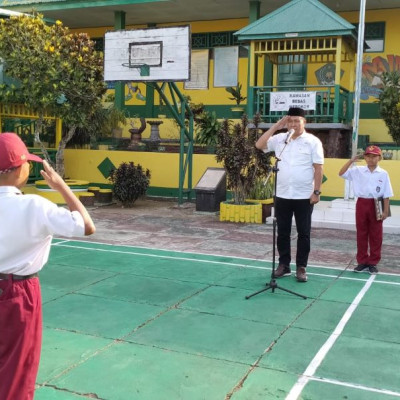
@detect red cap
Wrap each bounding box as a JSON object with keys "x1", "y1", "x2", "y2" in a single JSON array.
[
  {"x1": 364, "y1": 145, "x2": 382, "y2": 156},
  {"x1": 0, "y1": 132, "x2": 43, "y2": 173}
]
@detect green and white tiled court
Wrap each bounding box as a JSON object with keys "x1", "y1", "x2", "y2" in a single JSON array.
[{"x1": 35, "y1": 239, "x2": 400, "y2": 400}]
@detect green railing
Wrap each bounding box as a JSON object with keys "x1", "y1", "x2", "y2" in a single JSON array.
[{"x1": 251, "y1": 85, "x2": 353, "y2": 124}]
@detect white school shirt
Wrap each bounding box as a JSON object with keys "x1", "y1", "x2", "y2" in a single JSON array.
[
  {"x1": 0, "y1": 186, "x2": 85, "y2": 275},
  {"x1": 265, "y1": 131, "x2": 324, "y2": 199},
  {"x1": 341, "y1": 165, "x2": 394, "y2": 199}
]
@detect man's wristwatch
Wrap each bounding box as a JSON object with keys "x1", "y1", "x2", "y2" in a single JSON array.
[{"x1": 313, "y1": 190, "x2": 321, "y2": 196}]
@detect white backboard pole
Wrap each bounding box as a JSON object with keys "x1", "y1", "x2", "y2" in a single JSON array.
[{"x1": 345, "y1": 0, "x2": 366, "y2": 199}]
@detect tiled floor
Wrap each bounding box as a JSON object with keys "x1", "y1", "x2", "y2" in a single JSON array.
[{"x1": 32, "y1": 199, "x2": 400, "y2": 399}]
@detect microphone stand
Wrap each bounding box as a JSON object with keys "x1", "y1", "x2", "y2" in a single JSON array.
[{"x1": 246, "y1": 145, "x2": 307, "y2": 300}]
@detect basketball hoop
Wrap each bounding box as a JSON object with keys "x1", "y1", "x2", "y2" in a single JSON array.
[
  {"x1": 121, "y1": 63, "x2": 150, "y2": 77},
  {"x1": 104, "y1": 26, "x2": 190, "y2": 82}
]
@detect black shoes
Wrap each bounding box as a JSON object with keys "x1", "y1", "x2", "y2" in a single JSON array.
[
  {"x1": 354, "y1": 264, "x2": 369, "y2": 273},
  {"x1": 354, "y1": 264, "x2": 379, "y2": 274},
  {"x1": 368, "y1": 265, "x2": 378, "y2": 275}
]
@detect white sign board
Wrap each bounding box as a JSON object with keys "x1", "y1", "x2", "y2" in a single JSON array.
[
  {"x1": 195, "y1": 168, "x2": 226, "y2": 190},
  {"x1": 184, "y1": 49, "x2": 209, "y2": 90},
  {"x1": 104, "y1": 26, "x2": 190, "y2": 82},
  {"x1": 270, "y1": 91, "x2": 316, "y2": 112},
  {"x1": 214, "y1": 46, "x2": 238, "y2": 87}
]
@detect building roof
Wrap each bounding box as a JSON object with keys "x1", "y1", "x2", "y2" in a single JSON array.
[
  {"x1": 236, "y1": 0, "x2": 357, "y2": 41},
  {"x1": 0, "y1": 0, "x2": 399, "y2": 29}
]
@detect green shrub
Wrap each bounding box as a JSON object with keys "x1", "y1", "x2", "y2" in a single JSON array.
[
  {"x1": 195, "y1": 111, "x2": 222, "y2": 147},
  {"x1": 109, "y1": 162, "x2": 151, "y2": 207},
  {"x1": 215, "y1": 114, "x2": 272, "y2": 204}
]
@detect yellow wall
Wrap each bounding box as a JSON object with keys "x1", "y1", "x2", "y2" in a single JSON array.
[
  {"x1": 64, "y1": 149, "x2": 220, "y2": 188},
  {"x1": 64, "y1": 150, "x2": 399, "y2": 201},
  {"x1": 359, "y1": 119, "x2": 393, "y2": 143},
  {"x1": 77, "y1": 9, "x2": 400, "y2": 144},
  {"x1": 339, "y1": 9, "x2": 400, "y2": 142}
]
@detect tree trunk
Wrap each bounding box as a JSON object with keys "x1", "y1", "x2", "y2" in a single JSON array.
[
  {"x1": 34, "y1": 115, "x2": 53, "y2": 165},
  {"x1": 56, "y1": 126, "x2": 76, "y2": 177}
]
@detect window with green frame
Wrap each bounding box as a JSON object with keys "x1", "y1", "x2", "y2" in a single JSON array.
[
  {"x1": 92, "y1": 31, "x2": 248, "y2": 57},
  {"x1": 365, "y1": 22, "x2": 385, "y2": 52},
  {"x1": 353, "y1": 22, "x2": 385, "y2": 53},
  {"x1": 192, "y1": 31, "x2": 239, "y2": 49}
]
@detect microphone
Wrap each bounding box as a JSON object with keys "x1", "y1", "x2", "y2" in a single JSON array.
[{"x1": 285, "y1": 129, "x2": 295, "y2": 144}]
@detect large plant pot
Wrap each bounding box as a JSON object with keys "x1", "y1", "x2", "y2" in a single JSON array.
[
  {"x1": 220, "y1": 201, "x2": 262, "y2": 223},
  {"x1": 246, "y1": 198, "x2": 274, "y2": 222},
  {"x1": 231, "y1": 106, "x2": 245, "y2": 118}
]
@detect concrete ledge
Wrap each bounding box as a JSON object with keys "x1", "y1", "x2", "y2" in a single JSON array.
[{"x1": 267, "y1": 201, "x2": 400, "y2": 235}]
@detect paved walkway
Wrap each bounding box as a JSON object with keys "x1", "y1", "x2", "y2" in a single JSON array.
[{"x1": 86, "y1": 198, "x2": 400, "y2": 274}]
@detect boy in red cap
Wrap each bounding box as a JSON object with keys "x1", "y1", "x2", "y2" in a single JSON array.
[
  {"x1": 0, "y1": 132, "x2": 95, "y2": 400},
  {"x1": 339, "y1": 145, "x2": 393, "y2": 274}
]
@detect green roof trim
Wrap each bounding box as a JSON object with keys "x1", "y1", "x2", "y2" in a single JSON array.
[
  {"x1": 235, "y1": 0, "x2": 357, "y2": 41},
  {"x1": 0, "y1": 0, "x2": 165, "y2": 11}
]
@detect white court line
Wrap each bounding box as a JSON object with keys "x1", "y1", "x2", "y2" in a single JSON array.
[
  {"x1": 310, "y1": 376, "x2": 400, "y2": 397},
  {"x1": 52, "y1": 241, "x2": 400, "y2": 282},
  {"x1": 286, "y1": 275, "x2": 376, "y2": 400},
  {"x1": 52, "y1": 238, "x2": 354, "y2": 272},
  {"x1": 52, "y1": 243, "x2": 355, "y2": 274},
  {"x1": 53, "y1": 243, "x2": 256, "y2": 268}
]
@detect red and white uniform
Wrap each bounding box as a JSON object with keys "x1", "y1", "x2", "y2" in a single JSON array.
[
  {"x1": 341, "y1": 165, "x2": 393, "y2": 265},
  {"x1": 0, "y1": 186, "x2": 85, "y2": 400}
]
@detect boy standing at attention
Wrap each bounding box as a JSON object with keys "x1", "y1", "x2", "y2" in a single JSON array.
[
  {"x1": 0, "y1": 132, "x2": 96, "y2": 400},
  {"x1": 339, "y1": 145, "x2": 393, "y2": 274}
]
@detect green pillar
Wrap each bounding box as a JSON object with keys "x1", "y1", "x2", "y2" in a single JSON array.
[
  {"x1": 246, "y1": 1, "x2": 261, "y2": 118},
  {"x1": 249, "y1": 0, "x2": 260, "y2": 23},
  {"x1": 146, "y1": 23, "x2": 157, "y2": 117},
  {"x1": 114, "y1": 11, "x2": 126, "y2": 110}
]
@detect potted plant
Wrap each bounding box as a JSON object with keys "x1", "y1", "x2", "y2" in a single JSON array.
[
  {"x1": 247, "y1": 176, "x2": 275, "y2": 221},
  {"x1": 215, "y1": 113, "x2": 272, "y2": 223},
  {"x1": 195, "y1": 110, "x2": 222, "y2": 152},
  {"x1": 91, "y1": 105, "x2": 127, "y2": 147},
  {"x1": 109, "y1": 161, "x2": 151, "y2": 207},
  {"x1": 225, "y1": 83, "x2": 247, "y2": 113}
]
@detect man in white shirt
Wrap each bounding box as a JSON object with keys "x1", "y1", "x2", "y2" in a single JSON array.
[
  {"x1": 0, "y1": 132, "x2": 96, "y2": 400},
  {"x1": 256, "y1": 107, "x2": 324, "y2": 282}
]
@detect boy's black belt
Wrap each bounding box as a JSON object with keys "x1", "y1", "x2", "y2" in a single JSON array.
[{"x1": 0, "y1": 273, "x2": 39, "y2": 281}]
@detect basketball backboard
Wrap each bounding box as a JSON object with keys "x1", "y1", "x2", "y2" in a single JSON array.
[{"x1": 104, "y1": 26, "x2": 190, "y2": 82}]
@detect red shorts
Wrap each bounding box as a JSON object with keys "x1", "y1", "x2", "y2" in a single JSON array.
[{"x1": 0, "y1": 276, "x2": 42, "y2": 400}]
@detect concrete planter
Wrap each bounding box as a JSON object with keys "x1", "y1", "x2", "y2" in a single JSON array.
[
  {"x1": 220, "y1": 201, "x2": 262, "y2": 223},
  {"x1": 246, "y1": 198, "x2": 274, "y2": 222}
]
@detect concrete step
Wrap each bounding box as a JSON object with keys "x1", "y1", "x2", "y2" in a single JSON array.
[
  {"x1": 267, "y1": 199, "x2": 400, "y2": 234},
  {"x1": 312, "y1": 199, "x2": 400, "y2": 234}
]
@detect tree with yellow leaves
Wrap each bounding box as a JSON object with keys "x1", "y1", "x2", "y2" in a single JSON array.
[{"x1": 0, "y1": 14, "x2": 106, "y2": 176}]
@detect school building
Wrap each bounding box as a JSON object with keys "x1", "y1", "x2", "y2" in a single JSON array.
[{"x1": 0, "y1": 0, "x2": 399, "y2": 202}]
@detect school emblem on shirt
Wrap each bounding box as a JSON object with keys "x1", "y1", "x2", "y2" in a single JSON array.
[{"x1": 376, "y1": 186, "x2": 381, "y2": 193}]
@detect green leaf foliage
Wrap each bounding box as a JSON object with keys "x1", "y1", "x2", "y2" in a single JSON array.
[
  {"x1": 378, "y1": 71, "x2": 400, "y2": 145},
  {"x1": 195, "y1": 111, "x2": 222, "y2": 147},
  {"x1": 215, "y1": 114, "x2": 272, "y2": 205},
  {"x1": 109, "y1": 162, "x2": 151, "y2": 207},
  {"x1": 0, "y1": 14, "x2": 107, "y2": 173},
  {"x1": 225, "y1": 83, "x2": 246, "y2": 106}
]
